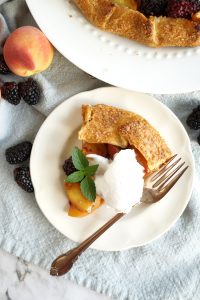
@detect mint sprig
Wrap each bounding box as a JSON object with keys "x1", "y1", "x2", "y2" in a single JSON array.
[
  {"x1": 65, "y1": 147, "x2": 99, "y2": 202},
  {"x1": 84, "y1": 164, "x2": 99, "y2": 177},
  {"x1": 72, "y1": 146, "x2": 89, "y2": 170},
  {"x1": 80, "y1": 176, "x2": 96, "y2": 202},
  {"x1": 66, "y1": 170, "x2": 84, "y2": 183}
]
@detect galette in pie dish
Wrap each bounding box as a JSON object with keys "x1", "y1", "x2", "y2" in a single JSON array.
[
  {"x1": 63, "y1": 104, "x2": 173, "y2": 217},
  {"x1": 73, "y1": 0, "x2": 200, "y2": 47}
]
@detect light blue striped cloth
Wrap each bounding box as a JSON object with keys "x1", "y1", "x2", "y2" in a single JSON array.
[{"x1": 0, "y1": 1, "x2": 200, "y2": 299}]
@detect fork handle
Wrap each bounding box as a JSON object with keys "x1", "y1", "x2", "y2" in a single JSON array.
[{"x1": 50, "y1": 212, "x2": 125, "y2": 276}]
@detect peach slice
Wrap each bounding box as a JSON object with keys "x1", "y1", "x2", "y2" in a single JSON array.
[
  {"x1": 68, "y1": 205, "x2": 89, "y2": 217},
  {"x1": 68, "y1": 197, "x2": 104, "y2": 217},
  {"x1": 3, "y1": 26, "x2": 54, "y2": 77},
  {"x1": 65, "y1": 182, "x2": 104, "y2": 213},
  {"x1": 65, "y1": 182, "x2": 94, "y2": 212},
  {"x1": 82, "y1": 142, "x2": 108, "y2": 157},
  {"x1": 107, "y1": 144, "x2": 121, "y2": 159}
]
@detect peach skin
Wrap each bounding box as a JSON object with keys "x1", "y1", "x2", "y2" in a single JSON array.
[{"x1": 3, "y1": 26, "x2": 54, "y2": 77}]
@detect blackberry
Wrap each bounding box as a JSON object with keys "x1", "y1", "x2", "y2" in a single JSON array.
[
  {"x1": 186, "y1": 105, "x2": 200, "y2": 130},
  {"x1": 139, "y1": 0, "x2": 167, "y2": 16},
  {"x1": 0, "y1": 54, "x2": 11, "y2": 75},
  {"x1": 197, "y1": 134, "x2": 200, "y2": 145},
  {"x1": 193, "y1": 105, "x2": 200, "y2": 113},
  {"x1": 19, "y1": 78, "x2": 41, "y2": 105},
  {"x1": 5, "y1": 141, "x2": 32, "y2": 164},
  {"x1": 186, "y1": 118, "x2": 200, "y2": 130},
  {"x1": 1, "y1": 82, "x2": 21, "y2": 105},
  {"x1": 14, "y1": 166, "x2": 34, "y2": 193},
  {"x1": 63, "y1": 156, "x2": 77, "y2": 175},
  {"x1": 167, "y1": 0, "x2": 200, "y2": 19}
]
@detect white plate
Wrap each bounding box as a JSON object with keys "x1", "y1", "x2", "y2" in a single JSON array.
[
  {"x1": 30, "y1": 87, "x2": 194, "y2": 251},
  {"x1": 26, "y1": 0, "x2": 200, "y2": 94}
]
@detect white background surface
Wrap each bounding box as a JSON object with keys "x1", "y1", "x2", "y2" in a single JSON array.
[{"x1": 0, "y1": 250, "x2": 110, "y2": 300}]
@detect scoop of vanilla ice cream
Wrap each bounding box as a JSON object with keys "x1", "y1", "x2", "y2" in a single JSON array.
[
  {"x1": 87, "y1": 154, "x2": 109, "y2": 175},
  {"x1": 87, "y1": 149, "x2": 144, "y2": 213}
]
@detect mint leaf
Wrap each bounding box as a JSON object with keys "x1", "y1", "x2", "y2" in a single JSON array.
[
  {"x1": 65, "y1": 170, "x2": 84, "y2": 183},
  {"x1": 84, "y1": 164, "x2": 99, "y2": 177},
  {"x1": 80, "y1": 176, "x2": 96, "y2": 202},
  {"x1": 72, "y1": 147, "x2": 89, "y2": 170}
]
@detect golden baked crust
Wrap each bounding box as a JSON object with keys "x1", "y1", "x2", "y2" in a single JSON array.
[
  {"x1": 73, "y1": 0, "x2": 200, "y2": 47},
  {"x1": 78, "y1": 104, "x2": 173, "y2": 171}
]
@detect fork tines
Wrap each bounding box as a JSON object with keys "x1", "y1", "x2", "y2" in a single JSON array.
[{"x1": 151, "y1": 155, "x2": 189, "y2": 192}]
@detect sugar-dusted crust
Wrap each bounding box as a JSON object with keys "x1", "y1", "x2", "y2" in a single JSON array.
[
  {"x1": 78, "y1": 104, "x2": 173, "y2": 171},
  {"x1": 73, "y1": 0, "x2": 200, "y2": 47}
]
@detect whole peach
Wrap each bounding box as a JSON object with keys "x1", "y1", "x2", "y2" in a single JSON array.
[{"x1": 3, "y1": 26, "x2": 54, "y2": 77}]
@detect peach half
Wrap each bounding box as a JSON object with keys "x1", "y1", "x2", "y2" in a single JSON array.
[{"x1": 3, "y1": 26, "x2": 54, "y2": 77}]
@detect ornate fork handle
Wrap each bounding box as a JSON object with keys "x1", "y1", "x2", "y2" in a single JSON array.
[{"x1": 50, "y1": 212, "x2": 125, "y2": 276}]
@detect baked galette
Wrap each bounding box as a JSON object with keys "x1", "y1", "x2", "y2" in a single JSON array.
[
  {"x1": 64, "y1": 104, "x2": 173, "y2": 217},
  {"x1": 73, "y1": 0, "x2": 200, "y2": 47}
]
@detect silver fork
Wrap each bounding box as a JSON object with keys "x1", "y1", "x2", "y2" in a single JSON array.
[{"x1": 50, "y1": 154, "x2": 188, "y2": 276}]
